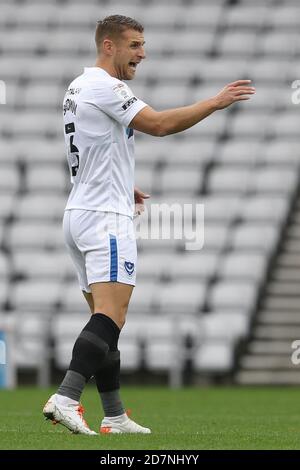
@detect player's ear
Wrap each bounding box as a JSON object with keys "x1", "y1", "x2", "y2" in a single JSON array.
[{"x1": 103, "y1": 38, "x2": 115, "y2": 56}]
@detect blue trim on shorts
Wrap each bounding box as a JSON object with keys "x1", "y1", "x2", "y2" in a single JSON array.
[{"x1": 109, "y1": 234, "x2": 118, "y2": 281}]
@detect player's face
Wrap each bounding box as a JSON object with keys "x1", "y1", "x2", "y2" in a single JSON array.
[{"x1": 114, "y1": 29, "x2": 146, "y2": 80}]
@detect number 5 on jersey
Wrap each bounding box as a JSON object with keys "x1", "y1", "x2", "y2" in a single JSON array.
[{"x1": 65, "y1": 122, "x2": 80, "y2": 178}]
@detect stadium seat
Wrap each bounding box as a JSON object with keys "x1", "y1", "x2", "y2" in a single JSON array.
[
  {"x1": 207, "y1": 167, "x2": 255, "y2": 194},
  {"x1": 207, "y1": 280, "x2": 258, "y2": 314},
  {"x1": 145, "y1": 339, "x2": 180, "y2": 372},
  {"x1": 139, "y1": 5, "x2": 184, "y2": 28},
  {"x1": 259, "y1": 32, "x2": 298, "y2": 56},
  {"x1": 229, "y1": 112, "x2": 272, "y2": 138},
  {"x1": 149, "y1": 84, "x2": 190, "y2": 110},
  {"x1": 14, "y1": 4, "x2": 59, "y2": 27},
  {"x1": 0, "y1": 194, "x2": 15, "y2": 220},
  {"x1": 217, "y1": 31, "x2": 258, "y2": 57},
  {"x1": 53, "y1": 313, "x2": 87, "y2": 369},
  {"x1": 229, "y1": 223, "x2": 280, "y2": 254},
  {"x1": 262, "y1": 140, "x2": 300, "y2": 166},
  {"x1": 9, "y1": 311, "x2": 51, "y2": 386},
  {"x1": 60, "y1": 283, "x2": 91, "y2": 313},
  {"x1": 182, "y1": 112, "x2": 227, "y2": 138},
  {"x1": 23, "y1": 57, "x2": 85, "y2": 82},
  {"x1": 0, "y1": 164, "x2": 21, "y2": 194},
  {"x1": 15, "y1": 139, "x2": 66, "y2": 164},
  {"x1": 137, "y1": 58, "x2": 200, "y2": 84},
  {"x1": 245, "y1": 86, "x2": 291, "y2": 111},
  {"x1": 46, "y1": 31, "x2": 95, "y2": 55},
  {"x1": 142, "y1": 315, "x2": 193, "y2": 375},
  {"x1": 1, "y1": 112, "x2": 63, "y2": 139},
  {"x1": 117, "y1": 339, "x2": 142, "y2": 371},
  {"x1": 224, "y1": 5, "x2": 268, "y2": 28},
  {"x1": 25, "y1": 164, "x2": 67, "y2": 193},
  {"x1": 216, "y1": 140, "x2": 263, "y2": 165},
  {"x1": 159, "y1": 166, "x2": 204, "y2": 195},
  {"x1": 194, "y1": 340, "x2": 234, "y2": 372},
  {"x1": 20, "y1": 84, "x2": 64, "y2": 110},
  {"x1": 181, "y1": 4, "x2": 224, "y2": 29},
  {"x1": 158, "y1": 280, "x2": 207, "y2": 314},
  {"x1": 162, "y1": 139, "x2": 216, "y2": 166},
  {"x1": 248, "y1": 58, "x2": 290, "y2": 84},
  {"x1": 0, "y1": 141, "x2": 19, "y2": 163},
  {"x1": 11, "y1": 250, "x2": 72, "y2": 281},
  {"x1": 14, "y1": 194, "x2": 67, "y2": 221},
  {"x1": 0, "y1": 30, "x2": 49, "y2": 55},
  {"x1": 0, "y1": 252, "x2": 9, "y2": 280},
  {"x1": 268, "y1": 5, "x2": 300, "y2": 29},
  {"x1": 135, "y1": 165, "x2": 156, "y2": 195},
  {"x1": 127, "y1": 281, "x2": 158, "y2": 313},
  {"x1": 253, "y1": 168, "x2": 299, "y2": 195},
  {"x1": 0, "y1": 281, "x2": 8, "y2": 309},
  {"x1": 137, "y1": 252, "x2": 173, "y2": 281},
  {"x1": 166, "y1": 252, "x2": 219, "y2": 281},
  {"x1": 198, "y1": 59, "x2": 248, "y2": 84},
  {"x1": 201, "y1": 196, "x2": 242, "y2": 223},
  {"x1": 7, "y1": 222, "x2": 65, "y2": 250},
  {"x1": 272, "y1": 112, "x2": 300, "y2": 138},
  {"x1": 241, "y1": 196, "x2": 290, "y2": 224},
  {"x1": 201, "y1": 312, "x2": 250, "y2": 341},
  {"x1": 218, "y1": 252, "x2": 268, "y2": 283},
  {"x1": 10, "y1": 312, "x2": 50, "y2": 366},
  {"x1": 136, "y1": 137, "x2": 216, "y2": 166},
  {"x1": 10, "y1": 280, "x2": 61, "y2": 312}
]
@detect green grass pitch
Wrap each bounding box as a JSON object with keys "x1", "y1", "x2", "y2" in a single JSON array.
[{"x1": 0, "y1": 386, "x2": 300, "y2": 450}]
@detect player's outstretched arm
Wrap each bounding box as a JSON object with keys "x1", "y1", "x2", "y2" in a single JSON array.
[{"x1": 130, "y1": 80, "x2": 255, "y2": 137}]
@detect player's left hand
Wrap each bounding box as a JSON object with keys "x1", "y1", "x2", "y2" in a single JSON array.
[{"x1": 134, "y1": 187, "x2": 150, "y2": 216}]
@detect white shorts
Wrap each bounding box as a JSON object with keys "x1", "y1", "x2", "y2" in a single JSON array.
[{"x1": 63, "y1": 209, "x2": 137, "y2": 292}]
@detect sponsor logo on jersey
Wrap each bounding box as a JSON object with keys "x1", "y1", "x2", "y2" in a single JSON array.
[
  {"x1": 122, "y1": 96, "x2": 137, "y2": 110},
  {"x1": 124, "y1": 261, "x2": 135, "y2": 276}
]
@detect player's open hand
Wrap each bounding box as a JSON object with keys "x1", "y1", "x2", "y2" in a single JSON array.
[
  {"x1": 134, "y1": 187, "x2": 150, "y2": 216},
  {"x1": 213, "y1": 80, "x2": 255, "y2": 110}
]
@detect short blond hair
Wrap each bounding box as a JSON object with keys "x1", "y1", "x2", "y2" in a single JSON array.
[{"x1": 95, "y1": 15, "x2": 144, "y2": 52}]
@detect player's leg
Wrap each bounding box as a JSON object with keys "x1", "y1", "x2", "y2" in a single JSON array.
[
  {"x1": 90, "y1": 281, "x2": 133, "y2": 328},
  {"x1": 88, "y1": 282, "x2": 131, "y2": 423},
  {"x1": 82, "y1": 287, "x2": 125, "y2": 422},
  {"x1": 91, "y1": 282, "x2": 150, "y2": 433},
  {"x1": 86, "y1": 214, "x2": 150, "y2": 434},
  {"x1": 83, "y1": 290, "x2": 94, "y2": 314},
  {"x1": 43, "y1": 210, "x2": 99, "y2": 434}
]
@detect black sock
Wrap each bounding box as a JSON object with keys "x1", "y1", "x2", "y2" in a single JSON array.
[
  {"x1": 94, "y1": 319, "x2": 125, "y2": 416},
  {"x1": 69, "y1": 313, "x2": 120, "y2": 380}
]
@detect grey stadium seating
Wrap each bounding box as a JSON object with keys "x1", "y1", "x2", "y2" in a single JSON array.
[{"x1": 0, "y1": 0, "x2": 299, "y2": 386}]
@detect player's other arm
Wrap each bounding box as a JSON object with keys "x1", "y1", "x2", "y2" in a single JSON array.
[{"x1": 130, "y1": 80, "x2": 255, "y2": 137}]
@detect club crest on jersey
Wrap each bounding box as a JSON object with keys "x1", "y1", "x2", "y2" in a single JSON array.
[{"x1": 124, "y1": 261, "x2": 135, "y2": 276}]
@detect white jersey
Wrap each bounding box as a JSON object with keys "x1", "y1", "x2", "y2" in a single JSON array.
[{"x1": 63, "y1": 67, "x2": 147, "y2": 217}]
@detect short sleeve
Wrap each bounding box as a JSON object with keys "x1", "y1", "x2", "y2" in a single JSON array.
[{"x1": 91, "y1": 79, "x2": 147, "y2": 127}]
